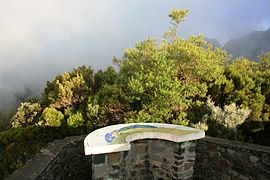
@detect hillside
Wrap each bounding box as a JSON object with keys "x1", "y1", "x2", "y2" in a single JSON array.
[{"x1": 224, "y1": 28, "x2": 270, "y2": 60}]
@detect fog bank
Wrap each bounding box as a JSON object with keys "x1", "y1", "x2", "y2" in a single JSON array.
[{"x1": 0, "y1": 0, "x2": 269, "y2": 111}]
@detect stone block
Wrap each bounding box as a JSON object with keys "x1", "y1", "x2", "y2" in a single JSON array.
[
  {"x1": 174, "y1": 172, "x2": 186, "y2": 179},
  {"x1": 107, "y1": 152, "x2": 121, "y2": 165},
  {"x1": 172, "y1": 164, "x2": 181, "y2": 172},
  {"x1": 249, "y1": 155, "x2": 259, "y2": 163},
  {"x1": 121, "y1": 151, "x2": 129, "y2": 160},
  {"x1": 185, "y1": 169, "x2": 194, "y2": 179},
  {"x1": 94, "y1": 177, "x2": 104, "y2": 180},
  {"x1": 135, "y1": 144, "x2": 148, "y2": 154},
  {"x1": 93, "y1": 164, "x2": 107, "y2": 178},
  {"x1": 187, "y1": 155, "x2": 196, "y2": 161},
  {"x1": 174, "y1": 153, "x2": 184, "y2": 160},
  {"x1": 152, "y1": 161, "x2": 162, "y2": 168},
  {"x1": 111, "y1": 165, "x2": 120, "y2": 170},
  {"x1": 227, "y1": 149, "x2": 235, "y2": 155},
  {"x1": 161, "y1": 161, "x2": 171, "y2": 170},
  {"x1": 151, "y1": 154, "x2": 162, "y2": 161},
  {"x1": 209, "y1": 152, "x2": 221, "y2": 157},
  {"x1": 221, "y1": 175, "x2": 231, "y2": 180},
  {"x1": 109, "y1": 172, "x2": 120, "y2": 179},
  {"x1": 149, "y1": 141, "x2": 165, "y2": 153},
  {"x1": 157, "y1": 177, "x2": 166, "y2": 180},
  {"x1": 181, "y1": 141, "x2": 195, "y2": 149},
  {"x1": 185, "y1": 162, "x2": 195, "y2": 171},
  {"x1": 139, "y1": 154, "x2": 148, "y2": 160},
  {"x1": 93, "y1": 154, "x2": 105, "y2": 165},
  {"x1": 174, "y1": 159, "x2": 184, "y2": 166},
  {"x1": 188, "y1": 144, "x2": 197, "y2": 152},
  {"x1": 144, "y1": 160, "x2": 151, "y2": 168},
  {"x1": 238, "y1": 175, "x2": 249, "y2": 180}
]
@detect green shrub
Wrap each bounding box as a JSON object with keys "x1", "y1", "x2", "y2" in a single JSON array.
[
  {"x1": 0, "y1": 125, "x2": 93, "y2": 179},
  {"x1": 202, "y1": 99, "x2": 250, "y2": 140},
  {"x1": 39, "y1": 107, "x2": 64, "y2": 127},
  {"x1": 10, "y1": 101, "x2": 41, "y2": 128},
  {"x1": 42, "y1": 66, "x2": 95, "y2": 108},
  {"x1": 0, "y1": 127, "x2": 43, "y2": 179},
  {"x1": 66, "y1": 111, "x2": 84, "y2": 128}
]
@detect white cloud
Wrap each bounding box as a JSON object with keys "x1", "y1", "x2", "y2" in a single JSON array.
[{"x1": 0, "y1": 0, "x2": 269, "y2": 110}]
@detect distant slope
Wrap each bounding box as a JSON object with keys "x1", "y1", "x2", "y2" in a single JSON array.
[
  {"x1": 205, "y1": 38, "x2": 221, "y2": 48},
  {"x1": 224, "y1": 28, "x2": 270, "y2": 60}
]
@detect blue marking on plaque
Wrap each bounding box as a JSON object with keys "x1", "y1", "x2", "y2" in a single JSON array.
[{"x1": 104, "y1": 124, "x2": 157, "y2": 144}]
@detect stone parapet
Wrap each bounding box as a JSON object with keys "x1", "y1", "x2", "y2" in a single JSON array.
[
  {"x1": 6, "y1": 134, "x2": 270, "y2": 180},
  {"x1": 194, "y1": 136, "x2": 270, "y2": 180},
  {"x1": 5, "y1": 135, "x2": 91, "y2": 180}
]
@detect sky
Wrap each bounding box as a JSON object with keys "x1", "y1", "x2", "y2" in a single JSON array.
[{"x1": 0, "y1": 0, "x2": 270, "y2": 110}]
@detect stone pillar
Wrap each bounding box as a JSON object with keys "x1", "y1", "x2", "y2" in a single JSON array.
[
  {"x1": 92, "y1": 151, "x2": 128, "y2": 180},
  {"x1": 92, "y1": 154, "x2": 106, "y2": 180},
  {"x1": 91, "y1": 139, "x2": 197, "y2": 180},
  {"x1": 124, "y1": 139, "x2": 154, "y2": 180},
  {"x1": 172, "y1": 141, "x2": 197, "y2": 179}
]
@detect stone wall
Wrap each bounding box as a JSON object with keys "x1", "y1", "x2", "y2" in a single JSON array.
[
  {"x1": 6, "y1": 135, "x2": 92, "y2": 180},
  {"x1": 194, "y1": 136, "x2": 270, "y2": 180},
  {"x1": 92, "y1": 139, "x2": 197, "y2": 180},
  {"x1": 6, "y1": 135, "x2": 270, "y2": 180}
]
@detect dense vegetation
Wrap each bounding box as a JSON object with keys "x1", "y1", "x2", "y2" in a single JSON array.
[{"x1": 0, "y1": 9, "x2": 270, "y2": 179}]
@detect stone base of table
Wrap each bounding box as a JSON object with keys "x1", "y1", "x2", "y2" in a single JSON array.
[{"x1": 92, "y1": 139, "x2": 197, "y2": 180}]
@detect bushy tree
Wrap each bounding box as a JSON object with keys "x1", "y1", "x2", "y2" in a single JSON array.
[
  {"x1": 118, "y1": 40, "x2": 189, "y2": 125},
  {"x1": 211, "y1": 56, "x2": 270, "y2": 123},
  {"x1": 86, "y1": 83, "x2": 127, "y2": 127},
  {"x1": 114, "y1": 9, "x2": 228, "y2": 125},
  {"x1": 257, "y1": 53, "x2": 270, "y2": 122},
  {"x1": 39, "y1": 107, "x2": 64, "y2": 127},
  {"x1": 10, "y1": 101, "x2": 41, "y2": 128},
  {"x1": 42, "y1": 66, "x2": 94, "y2": 109}
]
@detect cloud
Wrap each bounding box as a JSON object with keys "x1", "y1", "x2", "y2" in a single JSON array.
[{"x1": 0, "y1": 0, "x2": 269, "y2": 111}]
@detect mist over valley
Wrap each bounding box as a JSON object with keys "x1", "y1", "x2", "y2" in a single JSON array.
[{"x1": 0, "y1": 0, "x2": 270, "y2": 127}]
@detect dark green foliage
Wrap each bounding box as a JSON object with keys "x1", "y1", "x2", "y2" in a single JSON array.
[
  {"x1": 207, "y1": 53, "x2": 270, "y2": 141},
  {"x1": 210, "y1": 55, "x2": 270, "y2": 123},
  {"x1": 0, "y1": 110, "x2": 15, "y2": 131},
  {"x1": 0, "y1": 125, "x2": 93, "y2": 179},
  {"x1": 94, "y1": 66, "x2": 118, "y2": 90},
  {"x1": 258, "y1": 53, "x2": 270, "y2": 122}
]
